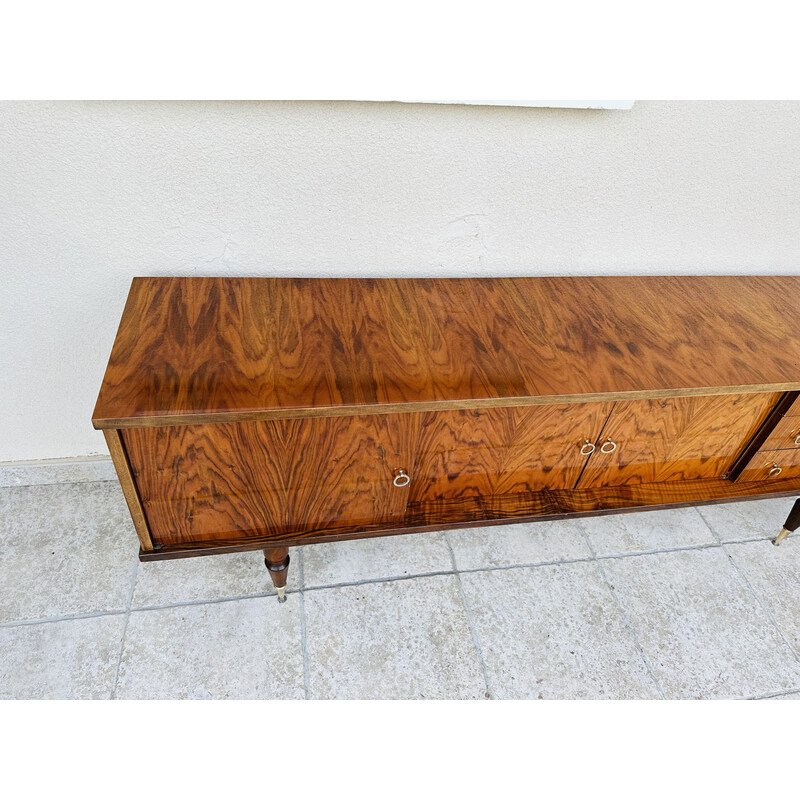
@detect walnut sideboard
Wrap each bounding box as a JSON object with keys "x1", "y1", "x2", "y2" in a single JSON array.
[{"x1": 93, "y1": 276, "x2": 800, "y2": 601}]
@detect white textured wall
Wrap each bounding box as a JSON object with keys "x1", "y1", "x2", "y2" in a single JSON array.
[{"x1": 2, "y1": 100, "x2": 800, "y2": 462}]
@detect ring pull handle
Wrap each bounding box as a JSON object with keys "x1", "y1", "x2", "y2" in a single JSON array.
[
  {"x1": 768, "y1": 463, "x2": 783, "y2": 478},
  {"x1": 392, "y1": 468, "x2": 411, "y2": 488},
  {"x1": 794, "y1": 433, "x2": 800, "y2": 447},
  {"x1": 600, "y1": 438, "x2": 618, "y2": 454},
  {"x1": 579, "y1": 439, "x2": 596, "y2": 456}
]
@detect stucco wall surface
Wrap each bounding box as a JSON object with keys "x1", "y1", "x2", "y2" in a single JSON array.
[{"x1": 1, "y1": 100, "x2": 799, "y2": 461}]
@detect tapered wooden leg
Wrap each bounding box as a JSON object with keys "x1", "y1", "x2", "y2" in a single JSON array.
[
  {"x1": 773, "y1": 499, "x2": 800, "y2": 546},
  {"x1": 264, "y1": 547, "x2": 290, "y2": 602}
]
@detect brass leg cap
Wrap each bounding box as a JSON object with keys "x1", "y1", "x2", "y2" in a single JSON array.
[
  {"x1": 773, "y1": 528, "x2": 791, "y2": 546},
  {"x1": 277, "y1": 587, "x2": 287, "y2": 603}
]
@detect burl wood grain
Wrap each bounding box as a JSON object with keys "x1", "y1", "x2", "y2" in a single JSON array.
[
  {"x1": 736, "y1": 448, "x2": 800, "y2": 483},
  {"x1": 576, "y1": 393, "x2": 780, "y2": 488},
  {"x1": 139, "y1": 476, "x2": 800, "y2": 559},
  {"x1": 407, "y1": 477, "x2": 800, "y2": 528},
  {"x1": 123, "y1": 414, "x2": 419, "y2": 547},
  {"x1": 409, "y1": 403, "x2": 614, "y2": 501},
  {"x1": 93, "y1": 276, "x2": 800, "y2": 429},
  {"x1": 758, "y1": 414, "x2": 800, "y2": 451}
]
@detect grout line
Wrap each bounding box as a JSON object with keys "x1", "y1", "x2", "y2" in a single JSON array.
[
  {"x1": 458, "y1": 556, "x2": 594, "y2": 574},
  {"x1": 129, "y1": 591, "x2": 286, "y2": 613},
  {"x1": 302, "y1": 568, "x2": 456, "y2": 593},
  {"x1": 718, "y1": 535, "x2": 776, "y2": 545},
  {"x1": 110, "y1": 556, "x2": 139, "y2": 699},
  {"x1": 578, "y1": 524, "x2": 667, "y2": 700},
  {"x1": 695, "y1": 506, "x2": 723, "y2": 544},
  {"x1": 746, "y1": 687, "x2": 800, "y2": 700},
  {"x1": 0, "y1": 608, "x2": 128, "y2": 628},
  {"x1": 722, "y1": 542, "x2": 800, "y2": 670},
  {"x1": 444, "y1": 531, "x2": 494, "y2": 700},
  {"x1": 596, "y1": 541, "x2": 732, "y2": 561},
  {"x1": 298, "y1": 547, "x2": 310, "y2": 700}
]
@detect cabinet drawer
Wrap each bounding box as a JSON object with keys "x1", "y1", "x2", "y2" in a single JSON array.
[
  {"x1": 759, "y1": 415, "x2": 800, "y2": 451},
  {"x1": 736, "y1": 449, "x2": 800, "y2": 483},
  {"x1": 783, "y1": 395, "x2": 800, "y2": 417}
]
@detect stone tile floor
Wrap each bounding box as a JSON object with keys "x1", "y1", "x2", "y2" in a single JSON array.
[{"x1": 2, "y1": 477, "x2": 800, "y2": 699}]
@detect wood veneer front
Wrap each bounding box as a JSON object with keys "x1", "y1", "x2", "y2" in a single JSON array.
[
  {"x1": 575, "y1": 393, "x2": 779, "y2": 488},
  {"x1": 784, "y1": 397, "x2": 800, "y2": 417},
  {"x1": 409, "y1": 403, "x2": 614, "y2": 501},
  {"x1": 737, "y1": 450, "x2": 800, "y2": 483},
  {"x1": 123, "y1": 414, "x2": 419, "y2": 547},
  {"x1": 137, "y1": 476, "x2": 800, "y2": 559},
  {"x1": 758, "y1": 415, "x2": 800, "y2": 451},
  {"x1": 122, "y1": 392, "x2": 786, "y2": 548}
]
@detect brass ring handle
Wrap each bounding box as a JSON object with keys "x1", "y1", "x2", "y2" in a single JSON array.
[
  {"x1": 579, "y1": 440, "x2": 596, "y2": 456},
  {"x1": 768, "y1": 464, "x2": 782, "y2": 478},
  {"x1": 600, "y1": 438, "x2": 617, "y2": 454},
  {"x1": 794, "y1": 433, "x2": 800, "y2": 446},
  {"x1": 392, "y1": 469, "x2": 411, "y2": 488}
]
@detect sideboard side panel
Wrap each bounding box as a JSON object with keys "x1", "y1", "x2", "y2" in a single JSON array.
[{"x1": 103, "y1": 428, "x2": 155, "y2": 552}]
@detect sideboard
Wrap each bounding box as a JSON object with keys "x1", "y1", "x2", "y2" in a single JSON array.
[{"x1": 93, "y1": 276, "x2": 800, "y2": 601}]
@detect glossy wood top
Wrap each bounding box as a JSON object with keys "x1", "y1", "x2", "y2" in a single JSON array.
[{"x1": 92, "y1": 276, "x2": 800, "y2": 428}]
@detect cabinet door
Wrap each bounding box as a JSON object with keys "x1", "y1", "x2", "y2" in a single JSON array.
[
  {"x1": 576, "y1": 393, "x2": 780, "y2": 489},
  {"x1": 123, "y1": 414, "x2": 419, "y2": 546},
  {"x1": 409, "y1": 403, "x2": 614, "y2": 502}
]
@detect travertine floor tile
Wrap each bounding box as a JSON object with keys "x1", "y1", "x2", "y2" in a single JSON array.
[
  {"x1": 0, "y1": 615, "x2": 125, "y2": 699},
  {"x1": 602, "y1": 548, "x2": 800, "y2": 699},
  {"x1": 697, "y1": 497, "x2": 795, "y2": 542},
  {"x1": 0, "y1": 482, "x2": 139, "y2": 622},
  {"x1": 582, "y1": 506, "x2": 714, "y2": 556},
  {"x1": 116, "y1": 597, "x2": 304, "y2": 699},
  {"x1": 460, "y1": 562, "x2": 660, "y2": 699},
  {"x1": 302, "y1": 532, "x2": 451, "y2": 587},
  {"x1": 449, "y1": 519, "x2": 590, "y2": 571},
  {"x1": 304, "y1": 575, "x2": 486, "y2": 699},
  {"x1": 726, "y1": 538, "x2": 800, "y2": 652},
  {"x1": 133, "y1": 548, "x2": 299, "y2": 607}
]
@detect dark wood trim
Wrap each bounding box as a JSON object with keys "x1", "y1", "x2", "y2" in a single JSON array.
[
  {"x1": 727, "y1": 391, "x2": 800, "y2": 481},
  {"x1": 103, "y1": 429, "x2": 155, "y2": 552},
  {"x1": 92, "y1": 383, "x2": 800, "y2": 430},
  {"x1": 138, "y1": 476, "x2": 800, "y2": 561},
  {"x1": 264, "y1": 547, "x2": 290, "y2": 598},
  {"x1": 784, "y1": 499, "x2": 800, "y2": 533}
]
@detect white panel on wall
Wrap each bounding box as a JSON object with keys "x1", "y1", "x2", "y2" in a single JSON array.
[{"x1": 290, "y1": 99, "x2": 637, "y2": 109}]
